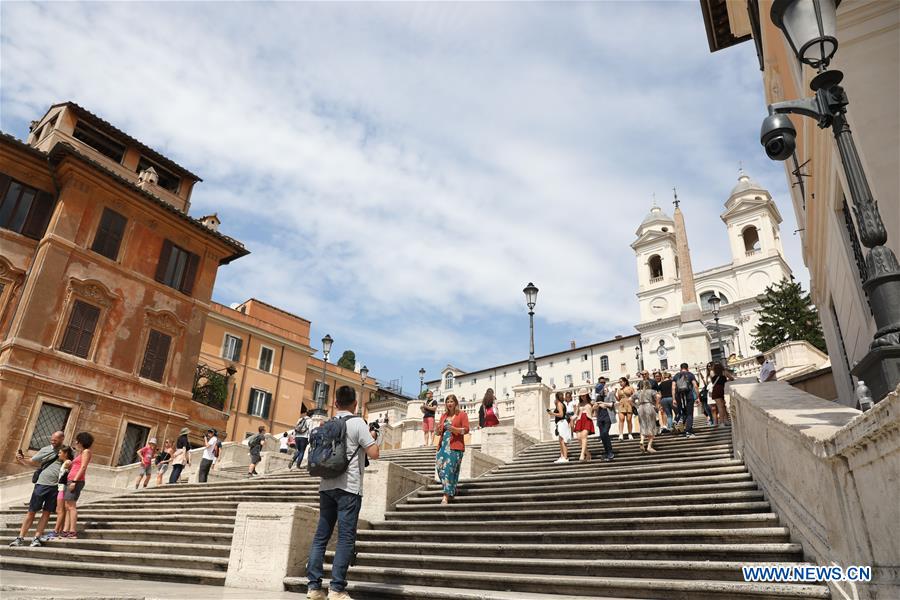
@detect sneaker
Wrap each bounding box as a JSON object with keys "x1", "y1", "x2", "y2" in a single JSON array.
[
  {"x1": 307, "y1": 590, "x2": 327, "y2": 600},
  {"x1": 686, "y1": 432, "x2": 696, "y2": 438},
  {"x1": 8, "y1": 537, "x2": 25, "y2": 547},
  {"x1": 328, "y1": 590, "x2": 355, "y2": 600},
  {"x1": 627, "y1": 434, "x2": 634, "y2": 440},
  {"x1": 30, "y1": 537, "x2": 42, "y2": 547},
  {"x1": 618, "y1": 434, "x2": 623, "y2": 441},
  {"x1": 44, "y1": 531, "x2": 59, "y2": 539},
  {"x1": 606, "y1": 453, "x2": 615, "y2": 460}
]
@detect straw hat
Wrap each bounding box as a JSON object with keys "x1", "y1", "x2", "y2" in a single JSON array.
[
  {"x1": 179, "y1": 427, "x2": 190, "y2": 436},
  {"x1": 577, "y1": 387, "x2": 590, "y2": 397}
]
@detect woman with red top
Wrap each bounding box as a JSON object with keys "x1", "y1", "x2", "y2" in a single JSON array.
[
  {"x1": 434, "y1": 394, "x2": 470, "y2": 505},
  {"x1": 478, "y1": 388, "x2": 501, "y2": 428},
  {"x1": 63, "y1": 432, "x2": 94, "y2": 539},
  {"x1": 573, "y1": 388, "x2": 596, "y2": 462}
]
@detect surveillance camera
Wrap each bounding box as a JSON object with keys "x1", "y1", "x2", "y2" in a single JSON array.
[{"x1": 760, "y1": 113, "x2": 796, "y2": 161}]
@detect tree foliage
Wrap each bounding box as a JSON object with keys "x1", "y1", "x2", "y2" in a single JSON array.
[
  {"x1": 337, "y1": 349, "x2": 356, "y2": 370},
  {"x1": 752, "y1": 277, "x2": 827, "y2": 353}
]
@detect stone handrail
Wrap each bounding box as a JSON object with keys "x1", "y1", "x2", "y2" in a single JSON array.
[
  {"x1": 728, "y1": 340, "x2": 829, "y2": 379},
  {"x1": 728, "y1": 381, "x2": 898, "y2": 600}
]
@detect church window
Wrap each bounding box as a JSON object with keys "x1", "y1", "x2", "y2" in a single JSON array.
[
  {"x1": 743, "y1": 226, "x2": 761, "y2": 254},
  {"x1": 700, "y1": 291, "x2": 730, "y2": 310},
  {"x1": 444, "y1": 373, "x2": 454, "y2": 390},
  {"x1": 648, "y1": 255, "x2": 664, "y2": 281},
  {"x1": 600, "y1": 355, "x2": 609, "y2": 371}
]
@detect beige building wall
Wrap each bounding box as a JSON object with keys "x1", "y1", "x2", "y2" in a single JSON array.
[{"x1": 701, "y1": 0, "x2": 899, "y2": 405}]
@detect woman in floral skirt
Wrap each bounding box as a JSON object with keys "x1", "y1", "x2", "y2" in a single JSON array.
[{"x1": 434, "y1": 394, "x2": 470, "y2": 505}]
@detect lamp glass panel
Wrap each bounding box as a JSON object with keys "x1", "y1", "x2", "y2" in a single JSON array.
[{"x1": 782, "y1": 0, "x2": 838, "y2": 66}]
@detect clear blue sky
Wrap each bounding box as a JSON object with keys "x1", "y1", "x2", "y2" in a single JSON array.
[{"x1": 1, "y1": 2, "x2": 808, "y2": 394}]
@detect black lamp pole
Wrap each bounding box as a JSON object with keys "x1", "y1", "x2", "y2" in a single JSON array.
[
  {"x1": 522, "y1": 283, "x2": 541, "y2": 384},
  {"x1": 418, "y1": 368, "x2": 426, "y2": 395},
  {"x1": 762, "y1": 0, "x2": 900, "y2": 401},
  {"x1": 312, "y1": 334, "x2": 333, "y2": 417},
  {"x1": 710, "y1": 293, "x2": 724, "y2": 365}
]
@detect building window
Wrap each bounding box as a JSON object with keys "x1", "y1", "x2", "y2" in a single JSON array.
[
  {"x1": 548, "y1": 377, "x2": 555, "y2": 387},
  {"x1": 830, "y1": 300, "x2": 853, "y2": 397},
  {"x1": 564, "y1": 374, "x2": 573, "y2": 386},
  {"x1": 117, "y1": 423, "x2": 150, "y2": 466},
  {"x1": 155, "y1": 240, "x2": 199, "y2": 295},
  {"x1": 742, "y1": 226, "x2": 761, "y2": 254},
  {"x1": 90, "y1": 207, "x2": 128, "y2": 261},
  {"x1": 28, "y1": 403, "x2": 71, "y2": 450},
  {"x1": 59, "y1": 300, "x2": 101, "y2": 359},
  {"x1": 549, "y1": 361, "x2": 554, "y2": 368},
  {"x1": 72, "y1": 121, "x2": 126, "y2": 164},
  {"x1": 649, "y1": 254, "x2": 664, "y2": 280},
  {"x1": 582, "y1": 370, "x2": 590, "y2": 381},
  {"x1": 0, "y1": 174, "x2": 55, "y2": 240},
  {"x1": 248, "y1": 388, "x2": 272, "y2": 418},
  {"x1": 600, "y1": 355, "x2": 609, "y2": 371},
  {"x1": 222, "y1": 334, "x2": 243, "y2": 361},
  {"x1": 139, "y1": 329, "x2": 171, "y2": 383},
  {"x1": 259, "y1": 346, "x2": 274, "y2": 372},
  {"x1": 444, "y1": 373, "x2": 454, "y2": 390},
  {"x1": 582, "y1": 354, "x2": 588, "y2": 361},
  {"x1": 700, "y1": 291, "x2": 730, "y2": 310},
  {"x1": 566, "y1": 357, "x2": 570, "y2": 365},
  {"x1": 502, "y1": 387, "x2": 508, "y2": 396},
  {"x1": 471, "y1": 377, "x2": 476, "y2": 385},
  {"x1": 136, "y1": 157, "x2": 181, "y2": 194},
  {"x1": 313, "y1": 381, "x2": 330, "y2": 406}
]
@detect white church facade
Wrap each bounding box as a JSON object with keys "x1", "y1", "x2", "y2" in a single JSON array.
[{"x1": 633, "y1": 173, "x2": 793, "y2": 371}]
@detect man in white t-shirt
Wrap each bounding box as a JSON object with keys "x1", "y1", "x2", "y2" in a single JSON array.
[
  {"x1": 756, "y1": 355, "x2": 777, "y2": 383},
  {"x1": 306, "y1": 386, "x2": 379, "y2": 600},
  {"x1": 198, "y1": 429, "x2": 218, "y2": 483}
]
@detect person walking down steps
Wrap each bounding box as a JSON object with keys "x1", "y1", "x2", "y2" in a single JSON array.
[
  {"x1": 305, "y1": 385, "x2": 380, "y2": 600},
  {"x1": 434, "y1": 394, "x2": 470, "y2": 505},
  {"x1": 247, "y1": 426, "x2": 266, "y2": 477}
]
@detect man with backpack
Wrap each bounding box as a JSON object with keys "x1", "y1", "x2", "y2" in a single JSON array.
[
  {"x1": 198, "y1": 429, "x2": 218, "y2": 483},
  {"x1": 290, "y1": 405, "x2": 312, "y2": 470},
  {"x1": 246, "y1": 425, "x2": 266, "y2": 477},
  {"x1": 673, "y1": 363, "x2": 700, "y2": 438},
  {"x1": 9, "y1": 430, "x2": 64, "y2": 547},
  {"x1": 305, "y1": 386, "x2": 380, "y2": 600}
]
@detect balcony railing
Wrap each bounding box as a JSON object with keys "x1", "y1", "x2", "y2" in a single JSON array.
[
  {"x1": 649, "y1": 276, "x2": 664, "y2": 284},
  {"x1": 745, "y1": 249, "x2": 760, "y2": 257},
  {"x1": 192, "y1": 364, "x2": 229, "y2": 411}
]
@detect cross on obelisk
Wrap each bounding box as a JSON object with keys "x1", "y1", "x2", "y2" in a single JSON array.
[{"x1": 673, "y1": 186, "x2": 680, "y2": 208}]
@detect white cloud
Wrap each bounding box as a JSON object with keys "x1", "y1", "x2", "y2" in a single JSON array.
[{"x1": 0, "y1": 1, "x2": 808, "y2": 380}]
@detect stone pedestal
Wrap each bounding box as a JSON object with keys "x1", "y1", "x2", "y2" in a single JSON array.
[
  {"x1": 480, "y1": 425, "x2": 539, "y2": 463},
  {"x1": 225, "y1": 503, "x2": 319, "y2": 591},
  {"x1": 512, "y1": 382, "x2": 553, "y2": 442},
  {"x1": 405, "y1": 399, "x2": 424, "y2": 420},
  {"x1": 676, "y1": 304, "x2": 712, "y2": 368},
  {"x1": 459, "y1": 448, "x2": 505, "y2": 479},
  {"x1": 851, "y1": 345, "x2": 900, "y2": 403},
  {"x1": 359, "y1": 461, "x2": 430, "y2": 524}
]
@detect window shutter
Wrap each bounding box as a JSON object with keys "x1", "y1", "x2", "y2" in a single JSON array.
[
  {"x1": 232, "y1": 337, "x2": 243, "y2": 362},
  {"x1": 91, "y1": 208, "x2": 127, "y2": 260},
  {"x1": 155, "y1": 240, "x2": 173, "y2": 283},
  {"x1": 59, "y1": 303, "x2": 85, "y2": 354},
  {"x1": 21, "y1": 191, "x2": 55, "y2": 240},
  {"x1": 180, "y1": 252, "x2": 199, "y2": 295},
  {"x1": 75, "y1": 303, "x2": 100, "y2": 358},
  {"x1": 0, "y1": 173, "x2": 11, "y2": 200},
  {"x1": 140, "y1": 330, "x2": 171, "y2": 382},
  {"x1": 263, "y1": 392, "x2": 272, "y2": 419},
  {"x1": 248, "y1": 389, "x2": 259, "y2": 414}
]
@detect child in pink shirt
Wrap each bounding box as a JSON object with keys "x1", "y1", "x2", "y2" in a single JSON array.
[{"x1": 134, "y1": 438, "x2": 158, "y2": 489}]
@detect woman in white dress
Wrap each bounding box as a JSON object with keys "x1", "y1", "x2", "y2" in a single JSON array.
[{"x1": 550, "y1": 391, "x2": 570, "y2": 463}]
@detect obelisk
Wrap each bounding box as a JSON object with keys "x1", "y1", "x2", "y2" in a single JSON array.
[{"x1": 672, "y1": 190, "x2": 711, "y2": 366}]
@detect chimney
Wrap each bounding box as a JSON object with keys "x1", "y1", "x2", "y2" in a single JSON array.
[
  {"x1": 137, "y1": 166, "x2": 159, "y2": 190},
  {"x1": 199, "y1": 213, "x2": 221, "y2": 231},
  {"x1": 570, "y1": 340, "x2": 576, "y2": 349}
]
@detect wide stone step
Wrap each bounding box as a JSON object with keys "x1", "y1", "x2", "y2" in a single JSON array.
[
  {"x1": 8, "y1": 518, "x2": 233, "y2": 535},
  {"x1": 0, "y1": 537, "x2": 230, "y2": 557},
  {"x1": 431, "y1": 464, "x2": 750, "y2": 491},
  {"x1": 406, "y1": 480, "x2": 760, "y2": 504},
  {"x1": 1, "y1": 513, "x2": 236, "y2": 529},
  {"x1": 310, "y1": 566, "x2": 830, "y2": 599},
  {"x1": 516, "y1": 439, "x2": 734, "y2": 461},
  {"x1": 0, "y1": 544, "x2": 229, "y2": 571},
  {"x1": 517, "y1": 431, "x2": 734, "y2": 457},
  {"x1": 0, "y1": 527, "x2": 231, "y2": 545},
  {"x1": 87, "y1": 495, "x2": 318, "y2": 509},
  {"x1": 371, "y1": 512, "x2": 782, "y2": 531},
  {"x1": 0, "y1": 555, "x2": 226, "y2": 586},
  {"x1": 334, "y1": 553, "x2": 809, "y2": 582},
  {"x1": 384, "y1": 500, "x2": 773, "y2": 521},
  {"x1": 414, "y1": 471, "x2": 753, "y2": 496},
  {"x1": 494, "y1": 451, "x2": 735, "y2": 475},
  {"x1": 474, "y1": 459, "x2": 746, "y2": 486},
  {"x1": 284, "y1": 579, "x2": 634, "y2": 600},
  {"x1": 357, "y1": 527, "x2": 792, "y2": 545},
  {"x1": 351, "y1": 540, "x2": 807, "y2": 561},
  {"x1": 394, "y1": 490, "x2": 765, "y2": 512}
]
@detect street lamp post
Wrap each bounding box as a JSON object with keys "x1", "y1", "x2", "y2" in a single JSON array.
[
  {"x1": 359, "y1": 365, "x2": 368, "y2": 416},
  {"x1": 709, "y1": 292, "x2": 724, "y2": 365},
  {"x1": 418, "y1": 368, "x2": 426, "y2": 396},
  {"x1": 312, "y1": 334, "x2": 333, "y2": 418},
  {"x1": 761, "y1": 0, "x2": 900, "y2": 401},
  {"x1": 522, "y1": 283, "x2": 542, "y2": 384}
]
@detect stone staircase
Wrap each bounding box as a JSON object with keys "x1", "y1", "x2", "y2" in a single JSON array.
[
  {"x1": 0, "y1": 469, "x2": 323, "y2": 584},
  {"x1": 377, "y1": 445, "x2": 437, "y2": 477},
  {"x1": 283, "y1": 424, "x2": 830, "y2": 600}
]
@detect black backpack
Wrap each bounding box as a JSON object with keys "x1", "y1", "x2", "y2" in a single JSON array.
[
  {"x1": 308, "y1": 415, "x2": 363, "y2": 478},
  {"x1": 676, "y1": 373, "x2": 692, "y2": 393}
]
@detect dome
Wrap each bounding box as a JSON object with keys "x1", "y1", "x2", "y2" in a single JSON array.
[
  {"x1": 730, "y1": 172, "x2": 766, "y2": 197},
  {"x1": 641, "y1": 204, "x2": 674, "y2": 226}
]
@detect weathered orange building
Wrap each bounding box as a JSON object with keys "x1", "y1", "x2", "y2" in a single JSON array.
[
  {"x1": 0, "y1": 103, "x2": 248, "y2": 474},
  {"x1": 197, "y1": 298, "x2": 374, "y2": 441}
]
